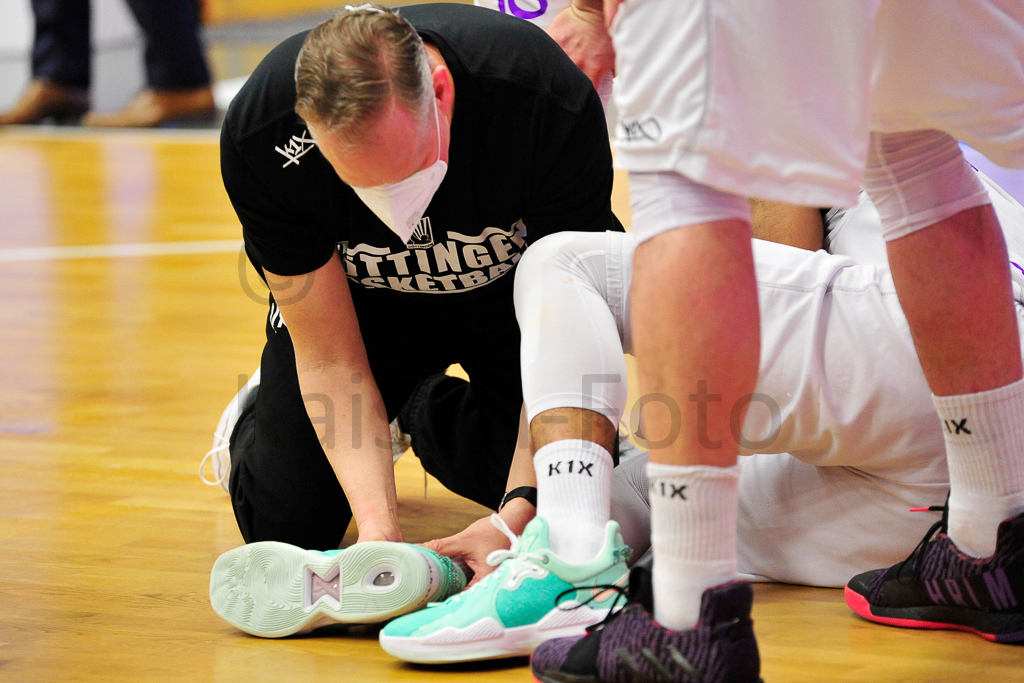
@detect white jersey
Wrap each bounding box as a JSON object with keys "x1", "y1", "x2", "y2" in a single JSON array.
[
  {"x1": 473, "y1": 0, "x2": 570, "y2": 31},
  {"x1": 609, "y1": 0, "x2": 1024, "y2": 207},
  {"x1": 516, "y1": 180, "x2": 1024, "y2": 586}
]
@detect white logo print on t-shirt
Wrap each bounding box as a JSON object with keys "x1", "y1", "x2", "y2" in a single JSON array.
[{"x1": 341, "y1": 219, "x2": 528, "y2": 294}]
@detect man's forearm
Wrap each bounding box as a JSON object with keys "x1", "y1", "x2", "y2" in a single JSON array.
[
  {"x1": 498, "y1": 406, "x2": 538, "y2": 535},
  {"x1": 296, "y1": 364, "x2": 402, "y2": 543}
]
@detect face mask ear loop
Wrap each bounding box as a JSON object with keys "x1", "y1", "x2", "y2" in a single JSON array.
[{"x1": 433, "y1": 100, "x2": 442, "y2": 166}]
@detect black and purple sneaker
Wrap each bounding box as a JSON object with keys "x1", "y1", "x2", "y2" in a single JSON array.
[
  {"x1": 845, "y1": 501, "x2": 1024, "y2": 643},
  {"x1": 530, "y1": 557, "x2": 762, "y2": 683}
]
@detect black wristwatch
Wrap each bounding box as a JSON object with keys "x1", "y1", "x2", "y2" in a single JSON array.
[{"x1": 499, "y1": 486, "x2": 537, "y2": 511}]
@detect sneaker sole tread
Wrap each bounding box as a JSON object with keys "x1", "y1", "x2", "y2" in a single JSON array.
[{"x1": 210, "y1": 541, "x2": 433, "y2": 638}]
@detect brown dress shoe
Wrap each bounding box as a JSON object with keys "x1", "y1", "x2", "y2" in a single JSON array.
[
  {"x1": 83, "y1": 86, "x2": 216, "y2": 128},
  {"x1": 0, "y1": 80, "x2": 90, "y2": 125}
]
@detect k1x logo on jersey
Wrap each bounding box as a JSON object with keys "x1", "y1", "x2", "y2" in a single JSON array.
[{"x1": 342, "y1": 220, "x2": 527, "y2": 294}]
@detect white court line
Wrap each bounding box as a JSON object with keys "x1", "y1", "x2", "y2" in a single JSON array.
[{"x1": 0, "y1": 240, "x2": 244, "y2": 263}]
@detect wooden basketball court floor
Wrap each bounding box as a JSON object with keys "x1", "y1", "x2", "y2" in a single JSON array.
[{"x1": 1, "y1": 127, "x2": 1023, "y2": 682}]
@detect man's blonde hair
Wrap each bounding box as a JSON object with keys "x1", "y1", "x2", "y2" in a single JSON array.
[{"x1": 295, "y1": 4, "x2": 433, "y2": 144}]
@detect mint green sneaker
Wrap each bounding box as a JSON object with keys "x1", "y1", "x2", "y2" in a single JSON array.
[
  {"x1": 210, "y1": 541, "x2": 465, "y2": 638},
  {"x1": 379, "y1": 516, "x2": 631, "y2": 663}
]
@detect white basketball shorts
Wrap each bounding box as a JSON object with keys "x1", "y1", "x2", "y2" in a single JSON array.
[{"x1": 610, "y1": 0, "x2": 1024, "y2": 208}]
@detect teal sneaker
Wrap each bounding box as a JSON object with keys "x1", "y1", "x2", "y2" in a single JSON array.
[
  {"x1": 209, "y1": 541, "x2": 465, "y2": 638},
  {"x1": 379, "y1": 516, "x2": 631, "y2": 663}
]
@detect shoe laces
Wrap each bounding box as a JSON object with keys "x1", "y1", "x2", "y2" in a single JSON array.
[
  {"x1": 555, "y1": 582, "x2": 630, "y2": 634},
  {"x1": 483, "y1": 514, "x2": 552, "y2": 590},
  {"x1": 897, "y1": 500, "x2": 948, "y2": 584},
  {"x1": 440, "y1": 515, "x2": 551, "y2": 605},
  {"x1": 198, "y1": 434, "x2": 230, "y2": 486},
  {"x1": 555, "y1": 583, "x2": 709, "y2": 683}
]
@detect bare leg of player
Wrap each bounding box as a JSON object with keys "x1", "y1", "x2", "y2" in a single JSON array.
[
  {"x1": 630, "y1": 220, "x2": 761, "y2": 630},
  {"x1": 888, "y1": 207, "x2": 1024, "y2": 556},
  {"x1": 862, "y1": 131, "x2": 1024, "y2": 558},
  {"x1": 845, "y1": 131, "x2": 1024, "y2": 643}
]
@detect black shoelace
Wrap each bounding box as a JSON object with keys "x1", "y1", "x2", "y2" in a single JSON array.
[
  {"x1": 896, "y1": 503, "x2": 948, "y2": 584},
  {"x1": 554, "y1": 583, "x2": 631, "y2": 634}
]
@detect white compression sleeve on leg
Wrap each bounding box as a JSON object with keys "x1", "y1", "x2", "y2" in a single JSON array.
[
  {"x1": 862, "y1": 129, "x2": 991, "y2": 242},
  {"x1": 629, "y1": 171, "x2": 752, "y2": 246},
  {"x1": 514, "y1": 232, "x2": 630, "y2": 424}
]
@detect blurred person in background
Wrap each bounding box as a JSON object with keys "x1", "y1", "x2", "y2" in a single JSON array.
[{"x1": 0, "y1": 0, "x2": 214, "y2": 127}]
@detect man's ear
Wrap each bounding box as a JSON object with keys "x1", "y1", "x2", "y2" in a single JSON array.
[{"x1": 432, "y1": 65, "x2": 455, "y2": 121}]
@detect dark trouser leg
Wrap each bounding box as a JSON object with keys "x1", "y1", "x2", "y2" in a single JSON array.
[
  {"x1": 31, "y1": 0, "x2": 90, "y2": 88},
  {"x1": 400, "y1": 315, "x2": 524, "y2": 511},
  {"x1": 228, "y1": 318, "x2": 352, "y2": 550},
  {"x1": 122, "y1": 0, "x2": 211, "y2": 88},
  {"x1": 229, "y1": 296, "x2": 453, "y2": 549},
  {"x1": 229, "y1": 291, "x2": 523, "y2": 547}
]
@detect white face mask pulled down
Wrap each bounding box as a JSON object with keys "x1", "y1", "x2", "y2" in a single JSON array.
[{"x1": 351, "y1": 103, "x2": 448, "y2": 244}]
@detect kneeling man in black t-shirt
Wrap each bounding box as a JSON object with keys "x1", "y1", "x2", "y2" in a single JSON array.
[{"x1": 209, "y1": 3, "x2": 620, "y2": 551}]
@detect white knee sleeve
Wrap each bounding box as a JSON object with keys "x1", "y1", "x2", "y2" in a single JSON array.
[
  {"x1": 514, "y1": 232, "x2": 631, "y2": 425},
  {"x1": 630, "y1": 171, "x2": 752, "y2": 245},
  {"x1": 863, "y1": 130, "x2": 991, "y2": 242}
]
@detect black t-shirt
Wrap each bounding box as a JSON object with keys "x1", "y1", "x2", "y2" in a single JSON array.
[{"x1": 221, "y1": 3, "x2": 620, "y2": 314}]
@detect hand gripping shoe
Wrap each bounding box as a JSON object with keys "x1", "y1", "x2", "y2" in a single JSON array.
[
  {"x1": 210, "y1": 540, "x2": 465, "y2": 637},
  {"x1": 379, "y1": 515, "x2": 631, "y2": 663},
  {"x1": 531, "y1": 555, "x2": 762, "y2": 683},
  {"x1": 846, "y1": 500, "x2": 1024, "y2": 643}
]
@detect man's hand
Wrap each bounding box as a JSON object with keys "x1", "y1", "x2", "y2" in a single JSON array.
[
  {"x1": 422, "y1": 498, "x2": 536, "y2": 586},
  {"x1": 548, "y1": 2, "x2": 615, "y2": 90},
  {"x1": 422, "y1": 516, "x2": 510, "y2": 586}
]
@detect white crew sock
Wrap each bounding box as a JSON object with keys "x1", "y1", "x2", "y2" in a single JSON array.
[
  {"x1": 934, "y1": 377, "x2": 1024, "y2": 558},
  {"x1": 534, "y1": 439, "x2": 614, "y2": 564},
  {"x1": 648, "y1": 463, "x2": 739, "y2": 631}
]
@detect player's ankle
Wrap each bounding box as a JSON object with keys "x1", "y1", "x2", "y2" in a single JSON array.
[
  {"x1": 548, "y1": 521, "x2": 606, "y2": 564},
  {"x1": 534, "y1": 439, "x2": 614, "y2": 561},
  {"x1": 935, "y1": 377, "x2": 1024, "y2": 557},
  {"x1": 947, "y1": 490, "x2": 1024, "y2": 557},
  {"x1": 647, "y1": 462, "x2": 740, "y2": 631}
]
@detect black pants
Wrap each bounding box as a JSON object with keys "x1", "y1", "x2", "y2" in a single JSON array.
[
  {"x1": 228, "y1": 285, "x2": 525, "y2": 550},
  {"x1": 32, "y1": 0, "x2": 210, "y2": 90}
]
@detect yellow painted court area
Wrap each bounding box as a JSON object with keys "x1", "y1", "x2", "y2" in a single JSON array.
[{"x1": 1, "y1": 130, "x2": 1023, "y2": 682}]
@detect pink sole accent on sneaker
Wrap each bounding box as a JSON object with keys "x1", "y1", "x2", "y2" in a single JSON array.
[{"x1": 844, "y1": 586, "x2": 998, "y2": 642}]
